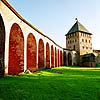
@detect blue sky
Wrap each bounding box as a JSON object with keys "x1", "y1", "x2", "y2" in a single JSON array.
[{"x1": 7, "y1": 0, "x2": 100, "y2": 49}]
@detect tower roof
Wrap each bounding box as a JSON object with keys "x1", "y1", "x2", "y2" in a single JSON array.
[{"x1": 66, "y1": 21, "x2": 92, "y2": 35}]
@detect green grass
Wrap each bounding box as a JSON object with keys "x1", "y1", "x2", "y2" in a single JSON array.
[
  {"x1": 1, "y1": 66, "x2": 100, "y2": 100},
  {"x1": 97, "y1": 63, "x2": 100, "y2": 67}
]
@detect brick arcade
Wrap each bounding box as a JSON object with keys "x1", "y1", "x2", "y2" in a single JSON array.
[{"x1": 0, "y1": 0, "x2": 64, "y2": 76}]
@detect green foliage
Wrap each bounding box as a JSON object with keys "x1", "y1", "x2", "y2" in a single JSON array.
[{"x1": 0, "y1": 67, "x2": 100, "y2": 100}]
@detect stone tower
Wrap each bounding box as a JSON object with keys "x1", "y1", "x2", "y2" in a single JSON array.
[{"x1": 65, "y1": 20, "x2": 93, "y2": 56}]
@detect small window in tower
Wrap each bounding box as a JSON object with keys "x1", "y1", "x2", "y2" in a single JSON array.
[
  {"x1": 86, "y1": 47, "x2": 88, "y2": 49},
  {"x1": 83, "y1": 46, "x2": 84, "y2": 49},
  {"x1": 75, "y1": 40, "x2": 77, "y2": 42},
  {"x1": 68, "y1": 41, "x2": 69, "y2": 44},
  {"x1": 85, "y1": 39, "x2": 87, "y2": 43},
  {"x1": 89, "y1": 40, "x2": 90, "y2": 43},
  {"x1": 82, "y1": 39, "x2": 84, "y2": 42}
]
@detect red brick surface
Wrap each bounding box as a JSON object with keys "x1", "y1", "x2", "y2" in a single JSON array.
[
  {"x1": 51, "y1": 45, "x2": 54, "y2": 68},
  {"x1": 55, "y1": 47, "x2": 57, "y2": 67},
  {"x1": 27, "y1": 33, "x2": 37, "y2": 72},
  {"x1": 8, "y1": 23, "x2": 24, "y2": 75},
  {"x1": 46, "y1": 42, "x2": 50, "y2": 68},
  {"x1": 58, "y1": 49, "x2": 59, "y2": 67},
  {"x1": 60, "y1": 51, "x2": 63, "y2": 66},
  {"x1": 38, "y1": 39, "x2": 44, "y2": 69}
]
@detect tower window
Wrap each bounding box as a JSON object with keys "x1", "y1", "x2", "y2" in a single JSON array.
[
  {"x1": 89, "y1": 40, "x2": 90, "y2": 43},
  {"x1": 85, "y1": 39, "x2": 87, "y2": 43},
  {"x1": 83, "y1": 46, "x2": 84, "y2": 49},
  {"x1": 86, "y1": 47, "x2": 88, "y2": 49},
  {"x1": 82, "y1": 39, "x2": 84, "y2": 42}
]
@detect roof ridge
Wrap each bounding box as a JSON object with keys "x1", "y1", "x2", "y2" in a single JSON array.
[{"x1": 77, "y1": 21, "x2": 79, "y2": 31}]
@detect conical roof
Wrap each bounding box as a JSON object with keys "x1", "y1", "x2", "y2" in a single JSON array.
[{"x1": 66, "y1": 21, "x2": 92, "y2": 35}]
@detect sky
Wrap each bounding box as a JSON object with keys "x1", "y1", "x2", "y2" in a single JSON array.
[{"x1": 7, "y1": 0, "x2": 100, "y2": 50}]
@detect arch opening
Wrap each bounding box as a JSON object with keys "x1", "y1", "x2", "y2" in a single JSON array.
[
  {"x1": 60, "y1": 51, "x2": 63, "y2": 66},
  {"x1": 55, "y1": 47, "x2": 57, "y2": 67},
  {"x1": 46, "y1": 42, "x2": 50, "y2": 68},
  {"x1": 0, "y1": 15, "x2": 5, "y2": 76},
  {"x1": 58, "y1": 49, "x2": 59, "y2": 67},
  {"x1": 64, "y1": 52, "x2": 67, "y2": 66},
  {"x1": 68, "y1": 52, "x2": 72, "y2": 66},
  {"x1": 51, "y1": 45, "x2": 54, "y2": 68},
  {"x1": 8, "y1": 23, "x2": 24, "y2": 75},
  {"x1": 27, "y1": 33, "x2": 37, "y2": 72},
  {"x1": 38, "y1": 39, "x2": 44, "y2": 69}
]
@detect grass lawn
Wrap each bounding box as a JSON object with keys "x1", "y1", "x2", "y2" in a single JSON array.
[{"x1": 0, "y1": 66, "x2": 100, "y2": 100}]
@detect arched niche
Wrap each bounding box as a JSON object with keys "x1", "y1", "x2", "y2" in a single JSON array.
[
  {"x1": 55, "y1": 47, "x2": 57, "y2": 67},
  {"x1": 38, "y1": 39, "x2": 44, "y2": 69},
  {"x1": 27, "y1": 33, "x2": 37, "y2": 72},
  {"x1": 58, "y1": 49, "x2": 59, "y2": 67},
  {"x1": 60, "y1": 51, "x2": 63, "y2": 66},
  {"x1": 46, "y1": 42, "x2": 50, "y2": 68},
  {"x1": 51, "y1": 45, "x2": 54, "y2": 68},
  {"x1": 68, "y1": 52, "x2": 72, "y2": 66},
  {"x1": 8, "y1": 23, "x2": 24, "y2": 75},
  {"x1": 64, "y1": 51, "x2": 67, "y2": 66}
]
